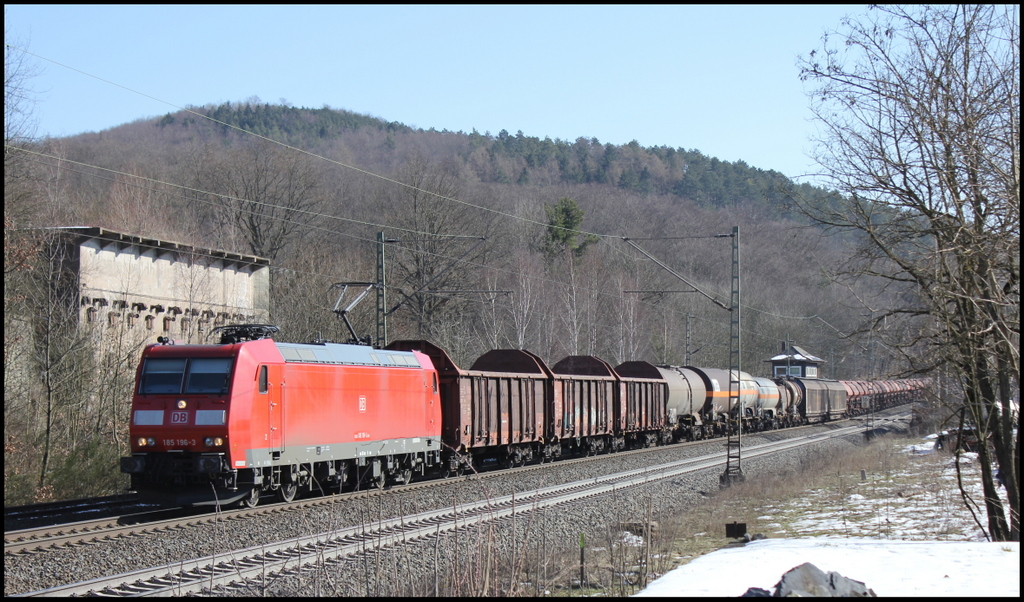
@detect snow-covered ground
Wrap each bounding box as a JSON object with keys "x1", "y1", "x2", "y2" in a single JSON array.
[
  {"x1": 634, "y1": 438, "x2": 1020, "y2": 597},
  {"x1": 635, "y1": 538, "x2": 1018, "y2": 597}
]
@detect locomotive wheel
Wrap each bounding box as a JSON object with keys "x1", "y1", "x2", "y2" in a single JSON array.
[
  {"x1": 395, "y1": 468, "x2": 413, "y2": 486},
  {"x1": 240, "y1": 487, "x2": 261, "y2": 509},
  {"x1": 277, "y1": 482, "x2": 298, "y2": 503}
]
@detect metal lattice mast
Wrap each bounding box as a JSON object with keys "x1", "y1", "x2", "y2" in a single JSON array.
[
  {"x1": 376, "y1": 231, "x2": 387, "y2": 347},
  {"x1": 722, "y1": 226, "x2": 744, "y2": 486},
  {"x1": 685, "y1": 313, "x2": 694, "y2": 366}
]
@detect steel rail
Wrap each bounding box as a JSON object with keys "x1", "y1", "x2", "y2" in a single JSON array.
[{"x1": 16, "y1": 415, "x2": 908, "y2": 597}]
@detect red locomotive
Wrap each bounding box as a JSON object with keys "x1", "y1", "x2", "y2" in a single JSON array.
[
  {"x1": 121, "y1": 325, "x2": 442, "y2": 507},
  {"x1": 121, "y1": 325, "x2": 930, "y2": 507}
]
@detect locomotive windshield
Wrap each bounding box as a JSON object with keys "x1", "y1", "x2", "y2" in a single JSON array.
[
  {"x1": 140, "y1": 357, "x2": 234, "y2": 395},
  {"x1": 185, "y1": 358, "x2": 234, "y2": 393}
]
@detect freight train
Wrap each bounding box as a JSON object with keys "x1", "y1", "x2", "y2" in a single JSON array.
[{"x1": 120, "y1": 325, "x2": 929, "y2": 507}]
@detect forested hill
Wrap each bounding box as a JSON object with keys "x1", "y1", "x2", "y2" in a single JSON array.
[
  {"x1": 7, "y1": 98, "x2": 872, "y2": 508},
  {"x1": 139, "y1": 101, "x2": 835, "y2": 217}
]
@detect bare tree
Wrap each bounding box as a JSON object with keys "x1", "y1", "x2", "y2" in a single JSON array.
[
  {"x1": 4, "y1": 18, "x2": 39, "y2": 149},
  {"x1": 188, "y1": 138, "x2": 328, "y2": 261},
  {"x1": 5, "y1": 19, "x2": 44, "y2": 231},
  {"x1": 377, "y1": 157, "x2": 488, "y2": 348},
  {"x1": 506, "y1": 239, "x2": 544, "y2": 350},
  {"x1": 25, "y1": 232, "x2": 94, "y2": 499},
  {"x1": 270, "y1": 237, "x2": 368, "y2": 344},
  {"x1": 796, "y1": 5, "x2": 1019, "y2": 540}
]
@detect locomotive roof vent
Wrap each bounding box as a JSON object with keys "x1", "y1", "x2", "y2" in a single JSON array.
[{"x1": 212, "y1": 324, "x2": 280, "y2": 344}]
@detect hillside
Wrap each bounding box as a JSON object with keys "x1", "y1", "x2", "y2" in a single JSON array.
[
  {"x1": 14, "y1": 101, "x2": 871, "y2": 371},
  {"x1": 120, "y1": 102, "x2": 836, "y2": 217},
  {"x1": 9, "y1": 102, "x2": 872, "y2": 366},
  {"x1": 4, "y1": 100, "x2": 916, "y2": 506}
]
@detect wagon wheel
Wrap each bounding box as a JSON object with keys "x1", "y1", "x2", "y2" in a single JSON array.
[
  {"x1": 240, "y1": 487, "x2": 261, "y2": 509},
  {"x1": 442, "y1": 460, "x2": 461, "y2": 479},
  {"x1": 277, "y1": 482, "x2": 298, "y2": 503}
]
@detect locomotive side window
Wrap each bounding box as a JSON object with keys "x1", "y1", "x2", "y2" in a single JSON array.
[
  {"x1": 185, "y1": 358, "x2": 233, "y2": 394},
  {"x1": 259, "y1": 365, "x2": 268, "y2": 394},
  {"x1": 432, "y1": 373, "x2": 438, "y2": 394},
  {"x1": 139, "y1": 358, "x2": 187, "y2": 394}
]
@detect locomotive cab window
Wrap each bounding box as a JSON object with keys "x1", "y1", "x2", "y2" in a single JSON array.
[
  {"x1": 140, "y1": 358, "x2": 187, "y2": 394},
  {"x1": 259, "y1": 365, "x2": 268, "y2": 394},
  {"x1": 185, "y1": 358, "x2": 233, "y2": 394},
  {"x1": 138, "y1": 357, "x2": 234, "y2": 395}
]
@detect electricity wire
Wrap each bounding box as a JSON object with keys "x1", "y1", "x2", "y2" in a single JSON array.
[{"x1": 5, "y1": 46, "x2": 869, "y2": 361}]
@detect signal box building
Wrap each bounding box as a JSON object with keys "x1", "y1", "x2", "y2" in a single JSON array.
[{"x1": 767, "y1": 345, "x2": 825, "y2": 378}]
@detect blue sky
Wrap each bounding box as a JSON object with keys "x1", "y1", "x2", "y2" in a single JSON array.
[{"x1": 6, "y1": 5, "x2": 866, "y2": 182}]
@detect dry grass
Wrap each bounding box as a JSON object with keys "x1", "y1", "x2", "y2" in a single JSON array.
[
  {"x1": 585, "y1": 434, "x2": 924, "y2": 595},
  {"x1": 253, "y1": 433, "x2": 953, "y2": 597}
]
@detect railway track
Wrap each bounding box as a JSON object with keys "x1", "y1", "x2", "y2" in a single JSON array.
[
  {"x1": 3, "y1": 494, "x2": 151, "y2": 532},
  {"x1": 14, "y1": 415, "x2": 909, "y2": 597},
  {"x1": 4, "y1": 411, "x2": 909, "y2": 557}
]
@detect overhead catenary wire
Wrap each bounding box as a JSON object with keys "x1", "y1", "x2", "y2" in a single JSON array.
[
  {"x1": 5, "y1": 46, "x2": 872, "y2": 361},
  {"x1": 6, "y1": 44, "x2": 611, "y2": 242},
  {"x1": 9, "y1": 142, "x2": 860, "y2": 362}
]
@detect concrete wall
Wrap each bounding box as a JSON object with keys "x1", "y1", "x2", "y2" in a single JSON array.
[{"x1": 69, "y1": 228, "x2": 270, "y2": 345}]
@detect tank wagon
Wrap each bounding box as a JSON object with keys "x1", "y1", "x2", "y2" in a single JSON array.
[{"x1": 122, "y1": 326, "x2": 929, "y2": 507}]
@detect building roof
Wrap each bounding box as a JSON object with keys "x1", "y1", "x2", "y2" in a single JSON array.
[
  {"x1": 47, "y1": 226, "x2": 269, "y2": 268},
  {"x1": 766, "y1": 345, "x2": 825, "y2": 363}
]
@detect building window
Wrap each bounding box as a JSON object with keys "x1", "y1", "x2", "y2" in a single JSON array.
[
  {"x1": 86, "y1": 307, "x2": 98, "y2": 323},
  {"x1": 163, "y1": 317, "x2": 174, "y2": 332},
  {"x1": 145, "y1": 315, "x2": 155, "y2": 330},
  {"x1": 805, "y1": 366, "x2": 818, "y2": 378},
  {"x1": 108, "y1": 312, "x2": 120, "y2": 327},
  {"x1": 127, "y1": 313, "x2": 137, "y2": 328}
]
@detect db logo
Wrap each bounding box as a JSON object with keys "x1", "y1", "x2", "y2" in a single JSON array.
[
  {"x1": 170, "y1": 411, "x2": 188, "y2": 424},
  {"x1": 358, "y1": 396, "x2": 367, "y2": 413}
]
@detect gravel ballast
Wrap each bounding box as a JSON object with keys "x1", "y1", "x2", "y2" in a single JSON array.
[{"x1": 4, "y1": 421, "x2": 894, "y2": 596}]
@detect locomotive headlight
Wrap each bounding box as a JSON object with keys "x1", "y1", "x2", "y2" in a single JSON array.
[
  {"x1": 177, "y1": 400, "x2": 187, "y2": 409},
  {"x1": 204, "y1": 436, "x2": 224, "y2": 447},
  {"x1": 137, "y1": 437, "x2": 156, "y2": 447}
]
